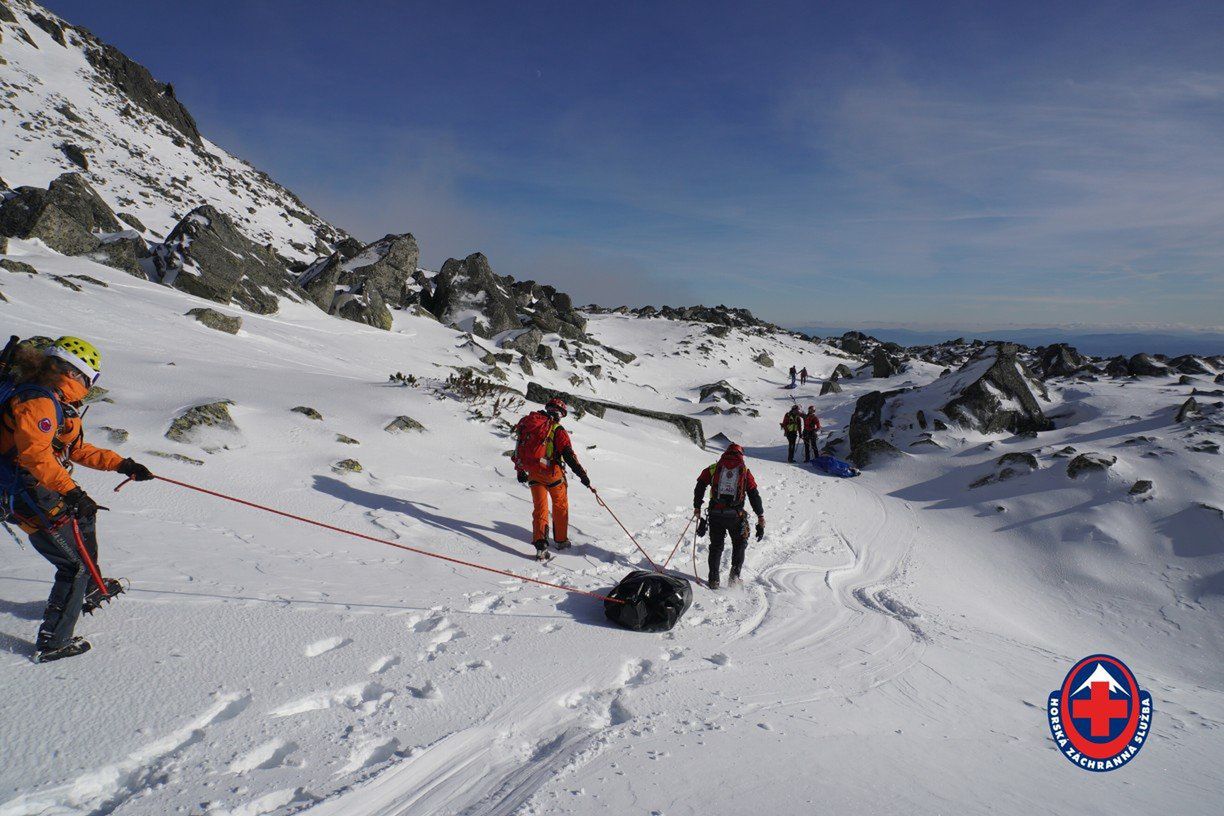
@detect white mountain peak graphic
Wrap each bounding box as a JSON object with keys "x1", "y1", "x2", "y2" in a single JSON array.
[{"x1": 1072, "y1": 662, "x2": 1129, "y2": 697}]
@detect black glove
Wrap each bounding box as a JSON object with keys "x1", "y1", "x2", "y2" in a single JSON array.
[
  {"x1": 579, "y1": 472, "x2": 591, "y2": 489},
  {"x1": 696, "y1": 516, "x2": 708, "y2": 538},
  {"x1": 61, "y1": 487, "x2": 98, "y2": 519},
  {"x1": 755, "y1": 516, "x2": 765, "y2": 541},
  {"x1": 118, "y1": 458, "x2": 154, "y2": 481},
  {"x1": 516, "y1": 470, "x2": 529, "y2": 484}
]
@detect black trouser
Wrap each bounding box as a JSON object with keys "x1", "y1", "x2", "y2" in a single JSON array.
[
  {"x1": 803, "y1": 431, "x2": 818, "y2": 461},
  {"x1": 708, "y1": 512, "x2": 748, "y2": 580},
  {"x1": 14, "y1": 485, "x2": 99, "y2": 650},
  {"x1": 785, "y1": 433, "x2": 797, "y2": 462}
]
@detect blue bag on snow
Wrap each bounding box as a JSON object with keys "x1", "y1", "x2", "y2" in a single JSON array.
[{"x1": 812, "y1": 455, "x2": 860, "y2": 478}]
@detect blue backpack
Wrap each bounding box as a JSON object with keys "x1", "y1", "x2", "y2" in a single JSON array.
[{"x1": 0, "y1": 376, "x2": 64, "y2": 521}]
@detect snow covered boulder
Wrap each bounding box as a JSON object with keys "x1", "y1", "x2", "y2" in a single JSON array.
[
  {"x1": 0, "y1": 172, "x2": 122, "y2": 256},
  {"x1": 157, "y1": 206, "x2": 292, "y2": 315},
  {"x1": 500, "y1": 328, "x2": 543, "y2": 358},
  {"x1": 871, "y1": 347, "x2": 901, "y2": 378},
  {"x1": 1067, "y1": 452, "x2": 1116, "y2": 479},
  {"x1": 165, "y1": 400, "x2": 240, "y2": 449},
  {"x1": 941, "y1": 344, "x2": 1052, "y2": 435},
  {"x1": 970, "y1": 452, "x2": 1039, "y2": 488},
  {"x1": 820, "y1": 379, "x2": 842, "y2": 395},
  {"x1": 699, "y1": 380, "x2": 747, "y2": 405}
]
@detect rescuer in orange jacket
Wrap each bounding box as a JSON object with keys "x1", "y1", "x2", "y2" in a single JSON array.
[
  {"x1": 0, "y1": 337, "x2": 153, "y2": 663},
  {"x1": 512, "y1": 397, "x2": 591, "y2": 561}
]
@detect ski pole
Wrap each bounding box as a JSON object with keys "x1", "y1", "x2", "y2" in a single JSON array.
[
  {"x1": 71, "y1": 518, "x2": 109, "y2": 597},
  {"x1": 591, "y1": 489, "x2": 660, "y2": 572}
]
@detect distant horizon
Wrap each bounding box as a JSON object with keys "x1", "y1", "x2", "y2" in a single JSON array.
[{"x1": 789, "y1": 324, "x2": 1224, "y2": 358}]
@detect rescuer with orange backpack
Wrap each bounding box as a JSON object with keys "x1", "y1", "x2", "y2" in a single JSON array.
[{"x1": 512, "y1": 397, "x2": 592, "y2": 561}]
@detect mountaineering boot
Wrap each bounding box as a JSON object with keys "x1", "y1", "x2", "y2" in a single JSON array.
[
  {"x1": 729, "y1": 572, "x2": 742, "y2": 587},
  {"x1": 553, "y1": 540, "x2": 572, "y2": 551},
  {"x1": 34, "y1": 636, "x2": 91, "y2": 664},
  {"x1": 82, "y1": 577, "x2": 127, "y2": 615},
  {"x1": 708, "y1": 575, "x2": 721, "y2": 590},
  {"x1": 533, "y1": 540, "x2": 551, "y2": 562}
]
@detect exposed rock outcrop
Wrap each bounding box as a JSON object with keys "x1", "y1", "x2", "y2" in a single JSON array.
[
  {"x1": 185, "y1": 307, "x2": 242, "y2": 334},
  {"x1": 1067, "y1": 452, "x2": 1116, "y2": 478},
  {"x1": 1038, "y1": 343, "x2": 1090, "y2": 379},
  {"x1": 1127, "y1": 353, "x2": 1168, "y2": 377},
  {"x1": 155, "y1": 206, "x2": 291, "y2": 314},
  {"x1": 942, "y1": 345, "x2": 1052, "y2": 434},
  {"x1": 0, "y1": 172, "x2": 122, "y2": 256},
  {"x1": 526, "y1": 382, "x2": 705, "y2": 447}
]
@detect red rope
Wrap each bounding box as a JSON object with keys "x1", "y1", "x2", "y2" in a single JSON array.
[
  {"x1": 660, "y1": 513, "x2": 695, "y2": 571},
  {"x1": 129, "y1": 475, "x2": 624, "y2": 605},
  {"x1": 592, "y1": 489, "x2": 659, "y2": 572}
]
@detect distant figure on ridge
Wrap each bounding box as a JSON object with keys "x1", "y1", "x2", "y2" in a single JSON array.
[
  {"x1": 512, "y1": 397, "x2": 591, "y2": 561},
  {"x1": 803, "y1": 406, "x2": 822, "y2": 462},
  {"x1": 800, "y1": 366, "x2": 809, "y2": 386},
  {"x1": 780, "y1": 404, "x2": 802, "y2": 462},
  {"x1": 788, "y1": 365, "x2": 797, "y2": 388},
  {"x1": 0, "y1": 337, "x2": 153, "y2": 663},
  {"x1": 693, "y1": 444, "x2": 765, "y2": 589}
]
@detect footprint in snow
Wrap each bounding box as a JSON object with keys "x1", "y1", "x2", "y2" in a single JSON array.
[
  {"x1": 369, "y1": 655, "x2": 401, "y2": 674},
  {"x1": 303, "y1": 636, "x2": 351, "y2": 658},
  {"x1": 228, "y1": 739, "x2": 300, "y2": 774},
  {"x1": 539, "y1": 622, "x2": 562, "y2": 634}
]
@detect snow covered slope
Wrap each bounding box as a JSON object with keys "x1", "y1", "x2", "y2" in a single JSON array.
[
  {"x1": 0, "y1": 0, "x2": 345, "y2": 260},
  {"x1": 1, "y1": 242, "x2": 1221, "y2": 815}
]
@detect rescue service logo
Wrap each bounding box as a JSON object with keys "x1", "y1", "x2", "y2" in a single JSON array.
[
  {"x1": 38, "y1": 417, "x2": 53, "y2": 433},
  {"x1": 1047, "y1": 654, "x2": 1153, "y2": 772}
]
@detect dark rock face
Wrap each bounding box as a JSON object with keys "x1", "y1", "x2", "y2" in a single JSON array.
[
  {"x1": 604, "y1": 346, "x2": 636, "y2": 364},
  {"x1": 526, "y1": 382, "x2": 705, "y2": 447},
  {"x1": 84, "y1": 39, "x2": 202, "y2": 144},
  {"x1": 849, "y1": 390, "x2": 891, "y2": 452},
  {"x1": 158, "y1": 205, "x2": 291, "y2": 314},
  {"x1": 342, "y1": 233, "x2": 420, "y2": 308},
  {"x1": 1169, "y1": 355, "x2": 1213, "y2": 375},
  {"x1": 186, "y1": 307, "x2": 242, "y2": 334},
  {"x1": 1038, "y1": 343, "x2": 1090, "y2": 379},
  {"x1": 501, "y1": 328, "x2": 543, "y2": 358},
  {"x1": 1104, "y1": 357, "x2": 1130, "y2": 378},
  {"x1": 871, "y1": 347, "x2": 900, "y2": 378},
  {"x1": 942, "y1": 345, "x2": 1052, "y2": 434},
  {"x1": 1129, "y1": 480, "x2": 1154, "y2": 496},
  {"x1": 59, "y1": 142, "x2": 88, "y2": 170},
  {"x1": 1067, "y1": 452, "x2": 1116, "y2": 479},
  {"x1": 82, "y1": 235, "x2": 147, "y2": 277},
  {"x1": 535, "y1": 344, "x2": 559, "y2": 370},
  {"x1": 832, "y1": 363, "x2": 853, "y2": 379},
  {"x1": 1176, "y1": 397, "x2": 1200, "y2": 423},
  {"x1": 820, "y1": 379, "x2": 842, "y2": 395},
  {"x1": 970, "y1": 452, "x2": 1039, "y2": 488},
  {"x1": 1127, "y1": 353, "x2": 1168, "y2": 377},
  {"x1": 385, "y1": 415, "x2": 426, "y2": 433},
  {"x1": 0, "y1": 173, "x2": 122, "y2": 255},
  {"x1": 423, "y1": 253, "x2": 520, "y2": 339}
]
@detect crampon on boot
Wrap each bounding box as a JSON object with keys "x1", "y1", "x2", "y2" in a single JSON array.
[
  {"x1": 34, "y1": 636, "x2": 91, "y2": 664},
  {"x1": 533, "y1": 541, "x2": 551, "y2": 562},
  {"x1": 82, "y1": 578, "x2": 127, "y2": 615}
]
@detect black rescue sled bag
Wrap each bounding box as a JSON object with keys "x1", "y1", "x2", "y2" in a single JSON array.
[{"x1": 604, "y1": 570, "x2": 692, "y2": 632}]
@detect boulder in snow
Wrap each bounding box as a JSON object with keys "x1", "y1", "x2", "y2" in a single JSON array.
[
  {"x1": 0, "y1": 172, "x2": 122, "y2": 256},
  {"x1": 1067, "y1": 452, "x2": 1116, "y2": 479},
  {"x1": 384, "y1": 415, "x2": 426, "y2": 433},
  {"x1": 165, "y1": 400, "x2": 239, "y2": 447},
  {"x1": 185, "y1": 307, "x2": 242, "y2": 335}
]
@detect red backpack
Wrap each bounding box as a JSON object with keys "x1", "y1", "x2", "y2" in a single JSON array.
[{"x1": 514, "y1": 412, "x2": 557, "y2": 472}]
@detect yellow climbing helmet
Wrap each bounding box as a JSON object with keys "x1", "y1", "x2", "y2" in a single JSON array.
[{"x1": 45, "y1": 336, "x2": 102, "y2": 383}]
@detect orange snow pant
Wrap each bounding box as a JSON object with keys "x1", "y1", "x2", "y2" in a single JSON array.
[{"x1": 530, "y1": 479, "x2": 569, "y2": 543}]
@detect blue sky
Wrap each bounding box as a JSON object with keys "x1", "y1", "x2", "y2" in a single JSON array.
[{"x1": 46, "y1": 0, "x2": 1224, "y2": 329}]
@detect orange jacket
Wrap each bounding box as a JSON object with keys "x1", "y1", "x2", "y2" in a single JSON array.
[{"x1": 0, "y1": 374, "x2": 124, "y2": 495}]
